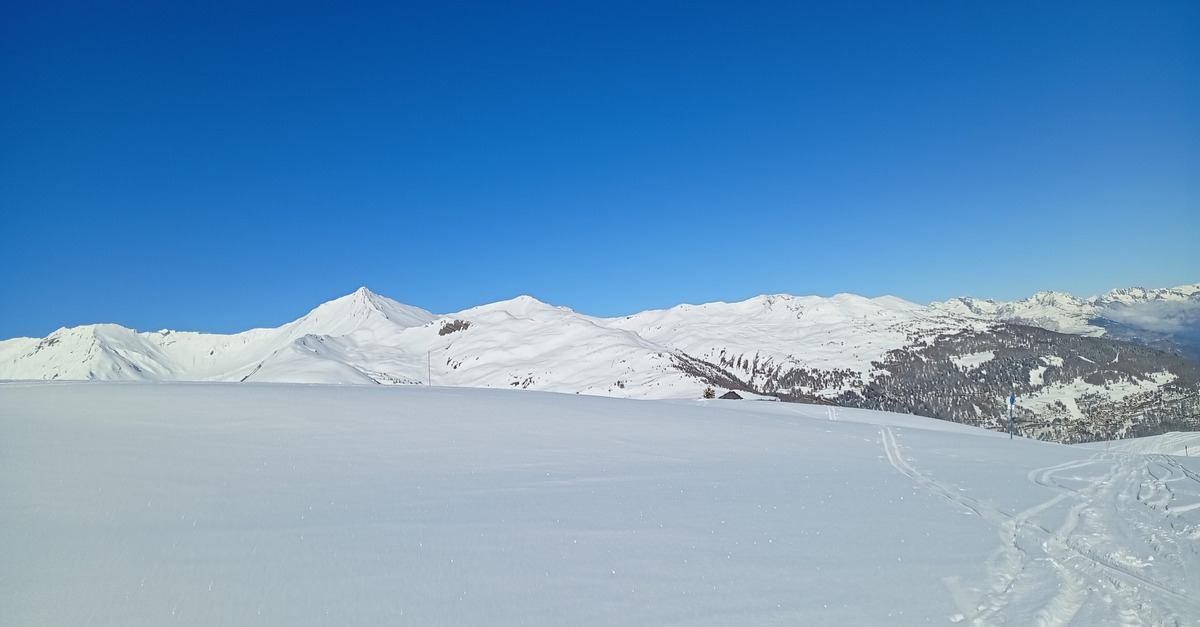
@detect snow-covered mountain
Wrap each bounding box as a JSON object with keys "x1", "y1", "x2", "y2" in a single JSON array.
[
  {"x1": 0, "y1": 288, "x2": 986, "y2": 396},
  {"x1": 2, "y1": 283, "x2": 1198, "y2": 443},
  {"x1": 0, "y1": 288, "x2": 439, "y2": 385},
  {"x1": 608, "y1": 293, "x2": 983, "y2": 396},
  {"x1": 933, "y1": 283, "x2": 1200, "y2": 358},
  {"x1": 0, "y1": 288, "x2": 698, "y2": 396}
]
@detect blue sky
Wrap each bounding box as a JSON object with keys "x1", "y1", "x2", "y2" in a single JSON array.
[{"x1": 2, "y1": 1, "x2": 1197, "y2": 338}]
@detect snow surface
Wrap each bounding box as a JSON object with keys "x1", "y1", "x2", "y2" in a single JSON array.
[
  {"x1": 951, "y1": 351, "x2": 995, "y2": 371},
  {"x1": 3, "y1": 382, "x2": 1198, "y2": 625},
  {"x1": 1078, "y1": 431, "x2": 1200, "y2": 458}
]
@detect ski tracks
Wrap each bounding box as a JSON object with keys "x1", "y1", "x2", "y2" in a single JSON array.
[{"x1": 879, "y1": 427, "x2": 1200, "y2": 626}]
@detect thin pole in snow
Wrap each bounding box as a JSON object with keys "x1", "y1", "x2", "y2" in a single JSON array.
[
  {"x1": 1008, "y1": 394, "x2": 1015, "y2": 439},
  {"x1": 427, "y1": 351, "x2": 431, "y2": 386}
]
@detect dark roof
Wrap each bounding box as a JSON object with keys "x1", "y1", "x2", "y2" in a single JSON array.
[{"x1": 718, "y1": 391, "x2": 742, "y2": 400}]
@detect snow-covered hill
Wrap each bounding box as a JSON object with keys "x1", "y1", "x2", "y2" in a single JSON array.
[
  {"x1": 607, "y1": 293, "x2": 980, "y2": 391},
  {"x1": 0, "y1": 288, "x2": 438, "y2": 384},
  {"x1": 2, "y1": 283, "x2": 1198, "y2": 443},
  {"x1": 3, "y1": 382, "x2": 1198, "y2": 625},
  {"x1": 0, "y1": 288, "x2": 700, "y2": 397}
]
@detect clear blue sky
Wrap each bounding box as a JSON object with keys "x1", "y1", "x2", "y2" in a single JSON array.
[{"x1": 2, "y1": 1, "x2": 1197, "y2": 338}]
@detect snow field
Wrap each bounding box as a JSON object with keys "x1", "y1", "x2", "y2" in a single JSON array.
[{"x1": 1, "y1": 382, "x2": 1198, "y2": 625}]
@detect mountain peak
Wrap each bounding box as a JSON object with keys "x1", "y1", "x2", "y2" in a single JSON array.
[
  {"x1": 321, "y1": 287, "x2": 384, "y2": 314},
  {"x1": 288, "y1": 288, "x2": 436, "y2": 337},
  {"x1": 348, "y1": 286, "x2": 391, "y2": 311},
  {"x1": 464, "y1": 295, "x2": 568, "y2": 319}
]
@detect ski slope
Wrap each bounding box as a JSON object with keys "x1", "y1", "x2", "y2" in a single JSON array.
[
  {"x1": 1077, "y1": 431, "x2": 1200, "y2": 458},
  {"x1": 2, "y1": 383, "x2": 1198, "y2": 625}
]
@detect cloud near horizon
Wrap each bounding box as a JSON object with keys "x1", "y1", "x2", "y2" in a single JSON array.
[{"x1": 1099, "y1": 301, "x2": 1200, "y2": 336}]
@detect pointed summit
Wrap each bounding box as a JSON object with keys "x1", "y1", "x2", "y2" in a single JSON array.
[
  {"x1": 286, "y1": 288, "x2": 437, "y2": 338},
  {"x1": 344, "y1": 286, "x2": 392, "y2": 315}
]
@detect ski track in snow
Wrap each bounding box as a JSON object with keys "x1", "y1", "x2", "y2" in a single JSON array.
[
  {"x1": 881, "y1": 427, "x2": 1200, "y2": 625},
  {"x1": 5, "y1": 382, "x2": 1198, "y2": 625}
]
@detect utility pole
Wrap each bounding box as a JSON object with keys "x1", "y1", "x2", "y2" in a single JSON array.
[{"x1": 1009, "y1": 394, "x2": 1015, "y2": 439}]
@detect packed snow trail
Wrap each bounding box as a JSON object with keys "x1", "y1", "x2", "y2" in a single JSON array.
[{"x1": 881, "y1": 427, "x2": 1200, "y2": 625}]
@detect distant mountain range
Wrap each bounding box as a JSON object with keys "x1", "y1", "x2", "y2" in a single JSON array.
[
  {"x1": 933, "y1": 284, "x2": 1200, "y2": 359},
  {"x1": 3, "y1": 283, "x2": 1198, "y2": 443}
]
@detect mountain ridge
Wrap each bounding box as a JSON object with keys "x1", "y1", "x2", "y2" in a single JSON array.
[
  {"x1": 3, "y1": 283, "x2": 1197, "y2": 443},
  {"x1": 932, "y1": 283, "x2": 1200, "y2": 342}
]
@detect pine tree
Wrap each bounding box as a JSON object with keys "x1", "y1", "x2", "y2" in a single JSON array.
[{"x1": 702, "y1": 386, "x2": 715, "y2": 399}]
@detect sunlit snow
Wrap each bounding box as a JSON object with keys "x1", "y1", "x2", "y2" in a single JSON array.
[{"x1": 2, "y1": 382, "x2": 1198, "y2": 625}]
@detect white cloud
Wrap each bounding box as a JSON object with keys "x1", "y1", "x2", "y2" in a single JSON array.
[{"x1": 1100, "y1": 300, "x2": 1200, "y2": 335}]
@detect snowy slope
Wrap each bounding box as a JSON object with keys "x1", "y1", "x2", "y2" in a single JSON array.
[
  {"x1": 1077, "y1": 431, "x2": 1200, "y2": 457},
  {"x1": 2, "y1": 382, "x2": 1198, "y2": 625},
  {"x1": 237, "y1": 287, "x2": 438, "y2": 383},
  {"x1": 415, "y1": 296, "x2": 693, "y2": 397},
  {"x1": 606, "y1": 293, "x2": 985, "y2": 395}
]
